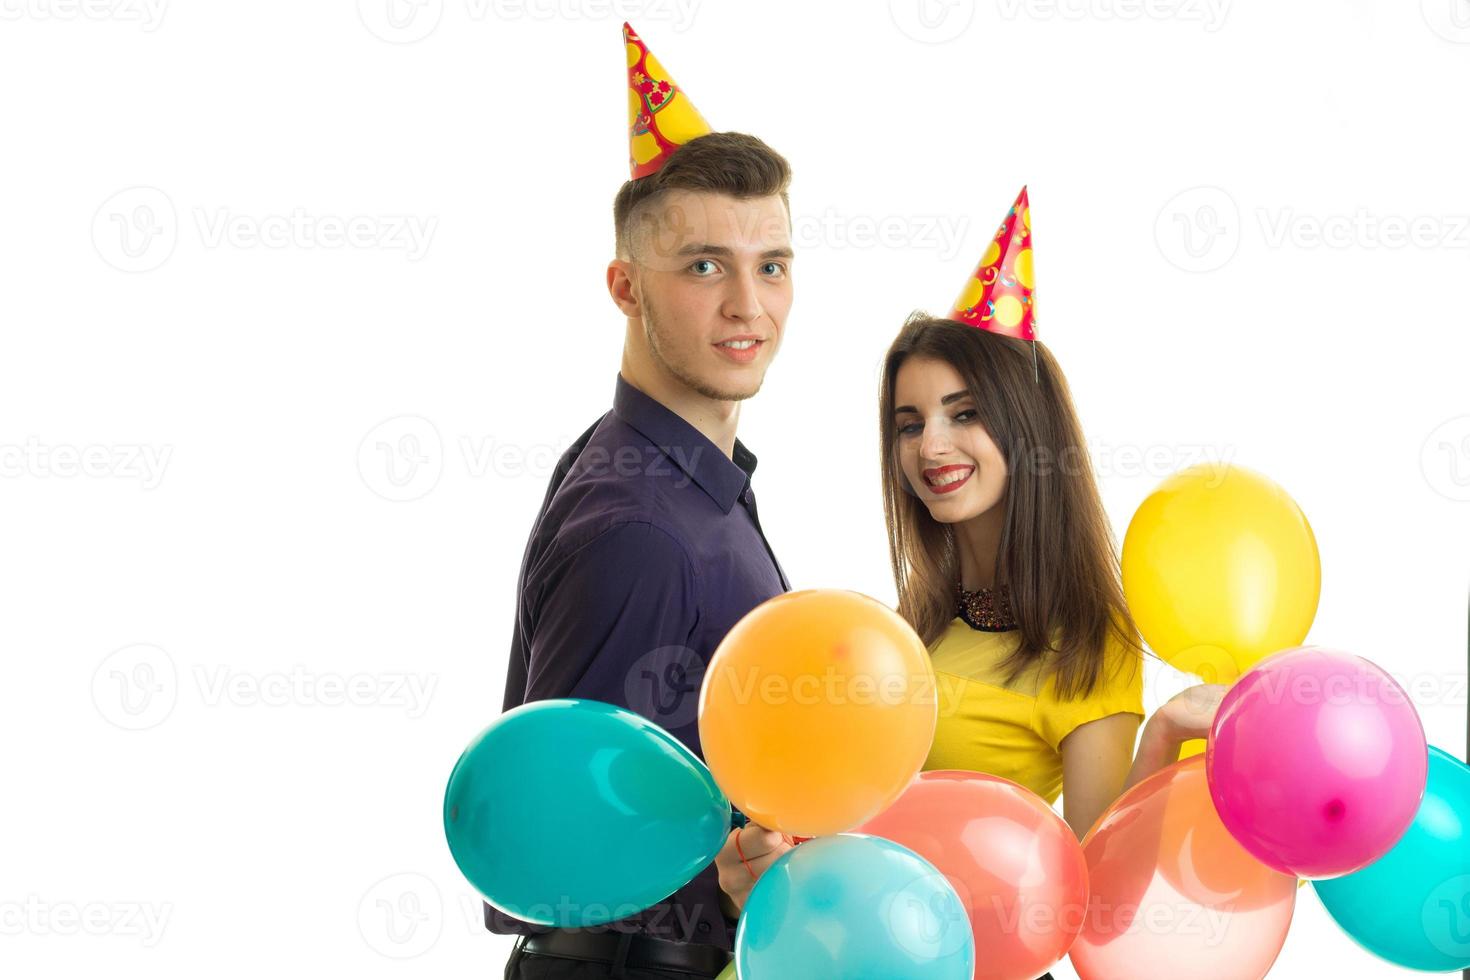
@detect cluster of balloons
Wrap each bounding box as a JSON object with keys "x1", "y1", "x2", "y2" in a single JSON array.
[
  {"x1": 441, "y1": 461, "x2": 1469, "y2": 979},
  {"x1": 1117, "y1": 462, "x2": 1469, "y2": 976}
]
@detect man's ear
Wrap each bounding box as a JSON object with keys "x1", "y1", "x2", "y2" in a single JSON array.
[{"x1": 606, "y1": 259, "x2": 641, "y2": 318}]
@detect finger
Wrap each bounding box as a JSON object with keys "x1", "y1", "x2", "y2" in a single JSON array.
[{"x1": 739, "y1": 824, "x2": 785, "y2": 859}]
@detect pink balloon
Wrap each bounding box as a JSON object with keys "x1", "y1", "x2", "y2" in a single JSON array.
[
  {"x1": 1069, "y1": 756, "x2": 1297, "y2": 980},
  {"x1": 1206, "y1": 646, "x2": 1428, "y2": 879},
  {"x1": 855, "y1": 770, "x2": 1087, "y2": 980}
]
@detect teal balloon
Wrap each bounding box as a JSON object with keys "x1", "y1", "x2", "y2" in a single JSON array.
[
  {"x1": 1312, "y1": 745, "x2": 1470, "y2": 972},
  {"x1": 443, "y1": 698, "x2": 730, "y2": 926},
  {"x1": 736, "y1": 834, "x2": 974, "y2": 979}
]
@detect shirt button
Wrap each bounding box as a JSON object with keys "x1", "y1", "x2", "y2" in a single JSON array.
[{"x1": 697, "y1": 921, "x2": 711, "y2": 933}]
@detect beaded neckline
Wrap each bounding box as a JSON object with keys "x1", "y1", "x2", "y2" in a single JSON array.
[{"x1": 955, "y1": 581, "x2": 1018, "y2": 632}]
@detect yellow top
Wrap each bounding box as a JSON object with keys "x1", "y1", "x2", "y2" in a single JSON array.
[{"x1": 922, "y1": 618, "x2": 1145, "y2": 804}]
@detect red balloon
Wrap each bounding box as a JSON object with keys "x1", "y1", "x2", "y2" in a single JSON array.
[
  {"x1": 855, "y1": 770, "x2": 1087, "y2": 980},
  {"x1": 1069, "y1": 756, "x2": 1297, "y2": 980}
]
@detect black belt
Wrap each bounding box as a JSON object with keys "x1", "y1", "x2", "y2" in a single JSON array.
[{"x1": 521, "y1": 930, "x2": 732, "y2": 976}]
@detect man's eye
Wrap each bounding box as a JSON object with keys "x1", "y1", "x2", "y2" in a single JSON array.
[
  {"x1": 761, "y1": 262, "x2": 787, "y2": 277},
  {"x1": 689, "y1": 259, "x2": 717, "y2": 276}
]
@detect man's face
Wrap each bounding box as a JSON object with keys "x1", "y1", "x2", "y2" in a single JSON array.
[{"x1": 618, "y1": 190, "x2": 793, "y2": 402}]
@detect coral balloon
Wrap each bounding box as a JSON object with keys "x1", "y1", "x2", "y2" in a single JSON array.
[
  {"x1": 1313, "y1": 746, "x2": 1470, "y2": 972},
  {"x1": 856, "y1": 770, "x2": 1088, "y2": 980},
  {"x1": 1069, "y1": 756, "x2": 1297, "y2": 980},
  {"x1": 1207, "y1": 646, "x2": 1428, "y2": 879},
  {"x1": 736, "y1": 834, "x2": 975, "y2": 979},
  {"x1": 698, "y1": 589, "x2": 937, "y2": 836},
  {"x1": 1122, "y1": 463, "x2": 1319, "y2": 682},
  {"x1": 443, "y1": 699, "x2": 730, "y2": 926}
]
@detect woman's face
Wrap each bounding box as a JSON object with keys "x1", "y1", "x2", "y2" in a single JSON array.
[{"x1": 891, "y1": 356, "x2": 1008, "y2": 523}]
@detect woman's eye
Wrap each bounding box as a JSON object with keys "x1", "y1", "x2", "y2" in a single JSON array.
[
  {"x1": 897, "y1": 423, "x2": 920, "y2": 436},
  {"x1": 956, "y1": 410, "x2": 976, "y2": 422},
  {"x1": 689, "y1": 259, "x2": 718, "y2": 276}
]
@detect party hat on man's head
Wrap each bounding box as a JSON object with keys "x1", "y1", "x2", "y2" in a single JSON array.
[
  {"x1": 624, "y1": 22, "x2": 713, "y2": 179},
  {"x1": 949, "y1": 186, "x2": 1037, "y2": 342}
]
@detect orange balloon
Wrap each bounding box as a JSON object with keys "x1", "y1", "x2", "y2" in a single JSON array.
[
  {"x1": 697, "y1": 589, "x2": 937, "y2": 837},
  {"x1": 1069, "y1": 756, "x2": 1297, "y2": 980},
  {"x1": 856, "y1": 770, "x2": 1088, "y2": 980}
]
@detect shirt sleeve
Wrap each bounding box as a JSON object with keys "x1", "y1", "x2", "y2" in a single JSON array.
[
  {"x1": 1032, "y1": 633, "x2": 1145, "y2": 753},
  {"x1": 523, "y1": 520, "x2": 700, "y2": 714}
]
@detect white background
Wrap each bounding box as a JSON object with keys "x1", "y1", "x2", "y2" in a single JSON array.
[{"x1": 2, "y1": 0, "x2": 1468, "y2": 976}]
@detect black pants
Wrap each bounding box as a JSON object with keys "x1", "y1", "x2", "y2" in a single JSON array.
[
  {"x1": 503, "y1": 935, "x2": 726, "y2": 980},
  {"x1": 503, "y1": 935, "x2": 1053, "y2": 980}
]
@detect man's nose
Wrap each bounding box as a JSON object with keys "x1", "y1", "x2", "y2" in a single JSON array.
[{"x1": 721, "y1": 274, "x2": 763, "y2": 323}]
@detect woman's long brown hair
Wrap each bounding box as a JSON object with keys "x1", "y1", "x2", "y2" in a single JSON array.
[{"x1": 879, "y1": 313, "x2": 1144, "y2": 701}]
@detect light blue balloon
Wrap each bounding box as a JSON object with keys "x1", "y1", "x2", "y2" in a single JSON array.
[
  {"x1": 736, "y1": 834, "x2": 975, "y2": 980},
  {"x1": 443, "y1": 698, "x2": 730, "y2": 926},
  {"x1": 1312, "y1": 745, "x2": 1470, "y2": 972}
]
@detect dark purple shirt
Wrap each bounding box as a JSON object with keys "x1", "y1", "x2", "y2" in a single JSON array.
[{"x1": 486, "y1": 372, "x2": 791, "y2": 951}]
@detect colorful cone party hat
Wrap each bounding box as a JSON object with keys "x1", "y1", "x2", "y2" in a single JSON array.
[
  {"x1": 949, "y1": 187, "x2": 1037, "y2": 341},
  {"x1": 625, "y1": 22, "x2": 713, "y2": 179}
]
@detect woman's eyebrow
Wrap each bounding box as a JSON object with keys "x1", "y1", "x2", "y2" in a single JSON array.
[{"x1": 893, "y1": 390, "x2": 973, "y2": 414}]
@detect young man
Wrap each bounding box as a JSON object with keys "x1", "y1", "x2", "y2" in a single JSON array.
[{"x1": 488, "y1": 24, "x2": 796, "y2": 980}]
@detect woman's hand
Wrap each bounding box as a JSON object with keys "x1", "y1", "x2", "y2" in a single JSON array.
[
  {"x1": 1153, "y1": 683, "x2": 1227, "y2": 743},
  {"x1": 715, "y1": 822, "x2": 793, "y2": 917},
  {"x1": 1119, "y1": 684, "x2": 1229, "y2": 794}
]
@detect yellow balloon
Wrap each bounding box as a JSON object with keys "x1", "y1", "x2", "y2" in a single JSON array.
[
  {"x1": 1177, "y1": 738, "x2": 1207, "y2": 761},
  {"x1": 697, "y1": 590, "x2": 937, "y2": 837},
  {"x1": 1122, "y1": 463, "x2": 1319, "y2": 680}
]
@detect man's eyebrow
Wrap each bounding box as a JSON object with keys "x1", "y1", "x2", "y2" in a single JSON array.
[
  {"x1": 671, "y1": 243, "x2": 796, "y2": 260},
  {"x1": 893, "y1": 390, "x2": 974, "y2": 415}
]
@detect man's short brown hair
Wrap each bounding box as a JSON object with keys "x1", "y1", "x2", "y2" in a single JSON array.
[{"x1": 613, "y1": 132, "x2": 792, "y2": 259}]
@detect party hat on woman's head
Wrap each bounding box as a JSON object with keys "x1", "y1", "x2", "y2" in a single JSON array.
[
  {"x1": 949, "y1": 186, "x2": 1037, "y2": 342},
  {"x1": 624, "y1": 22, "x2": 713, "y2": 179}
]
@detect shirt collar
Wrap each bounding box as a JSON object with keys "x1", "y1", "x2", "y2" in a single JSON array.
[{"x1": 612, "y1": 373, "x2": 757, "y2": 514}]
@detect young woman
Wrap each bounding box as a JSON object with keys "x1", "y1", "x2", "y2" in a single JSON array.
[{"x1": 878, "y1": 190, "x2": 1223, "y2": 844}]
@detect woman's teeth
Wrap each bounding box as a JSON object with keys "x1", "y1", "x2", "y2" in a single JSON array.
[
  {"x1": 719, "y1": 340, "x2": 758, "y2": 349},
  {"x1": 928, "y1": 469, "x2": 972, "y2": 487}
]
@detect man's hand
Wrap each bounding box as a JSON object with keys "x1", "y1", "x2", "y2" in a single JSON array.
[{"x1": 715, "y1": 822, "x2": 793, "y2": 918}]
